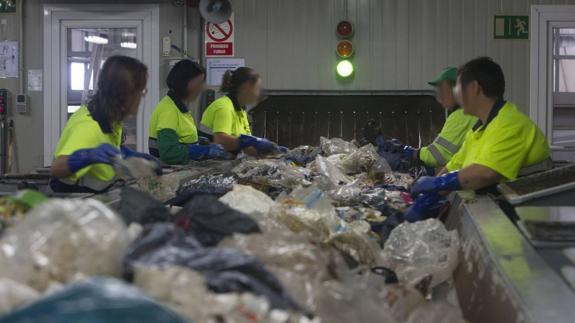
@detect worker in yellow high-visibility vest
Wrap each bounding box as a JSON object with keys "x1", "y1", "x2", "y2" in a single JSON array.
[
  {"x1": 406, "y1": 57, "x2": 551, "y2": 221},
  {"x1": 199, "y1": 67, "x2": 285, "y2": 155},
  {"x1": 148, "y1": 59, "x2": 230, "y2": 164},
  {"x1": 402, "y1": 67, "x2": 477, "y2": 168},
  {"x1": 50, "y1": 56, "x2": 158, "y2": 193}
]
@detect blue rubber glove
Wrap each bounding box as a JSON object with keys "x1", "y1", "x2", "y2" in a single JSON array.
[
  {"x1": 189, "y1": 143, "x2": 233, "y2": 161},
  {"x1": 402, "y1": 146, "x2": 416, "y2": 158},
  {"x1": 278, "y1": 146, "x2": 289, "y2": 154},
  {"x1": 67, "y1": 144, "x2": 120, "y2": 173},
  {"x1": 404, "y1": 192, "x2": 442, "y2": 222},
  {"x1": 239, "y1": 135, "x2": 276, "y2": 153},
  {"x1": 411, "y1": 171, "x2": 462, "y2": 196},
  {"x1": 121, "y1": 145, "x2": 156, "y2": 161}
]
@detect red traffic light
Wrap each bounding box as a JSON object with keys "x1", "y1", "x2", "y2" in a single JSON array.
[
  {"x1": 336, "y1": 40, "x2": 354, "y2": 58},
  {"x1": 336, "y1": 20, "x2": 354, "y2": 38}
]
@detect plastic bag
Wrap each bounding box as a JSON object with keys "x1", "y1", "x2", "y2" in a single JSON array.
[
  {"x1": 0, "y1": 199, "x2": 129, "y2": 292},
  {"x1": 219, "y1": 184, "x2": 276, "y2": 219},
  {"x1": 341, "y1": 144, "x2": 391, "y2": 175},
  {"x1": 314, "y1": 155, "x2": 351, "y2": 187},
  {"x1": 124, "y1": 223, "x2": 302, "y2": 312},
  {"x1": 174, "y1": 194, "x2": 261, "y2": 247},
  {"x1": 285, "y1": 145, "x2": 322, "y2": 165},
  {"x1": 168, "y1": 174, "x2": 238, "y2": 206},
  {"x1": 114, "y1": 157, "x2": 160, "y2": 180},
  {"x1": 0, "y1": 279, "x2": 39, "y2": 315},
  {"x1": 233, "y1": 159, "x2": 313, "y2": 193},
  {"x1": 381, "y1": 219, "x2": 460, "y2": 288},
  {"x1": 120, "y1": 187, "x2": 171, "y2": 225},
  {"x1": 0, "y1": 278, "x2": 187, "y2": 323},
  {"x1": 325, "y1": 231, "x2": 381, "y2": 266},
  {"x1": 320, "y1": 137, "x2": 358, "y2": 156}
]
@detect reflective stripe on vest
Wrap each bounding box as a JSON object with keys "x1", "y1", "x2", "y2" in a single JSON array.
[
  {"x1": 428, "y1": 144, "x2": 448, "y2": 165},
  {"x1": 434, "y1": 136, "x2": 459, "y2": 154},
  {"x1": 198, "y1": 123, "x2": 214, "y2": 136},
  {"x1": 519, "y1": 157, "x2": 553, "y2": 177}
]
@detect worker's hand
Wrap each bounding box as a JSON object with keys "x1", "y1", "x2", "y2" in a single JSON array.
[
  {"x1": 189, "y1": 143, "x2": 234, "y2": 161},
  {"x1": 277, "y1": 145, "x2": 289, "y2": 154},
  {"x1": 410, "y1": 171, "x2": 462, "y2": 196},
  {"x1": 67, "y1": 144, "x2": 120, "y2": 173},
  {"x1": 402, "y1": 146, "x2": 416, "y2": 159},
  {"x1": 404, "y1": 192, "x2": 442, "y2": 222},
  {"x1": 239, "y1": 135, "x2": 276, "y2": 154}
]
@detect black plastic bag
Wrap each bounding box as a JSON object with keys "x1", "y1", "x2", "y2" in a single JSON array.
[
  {"x1": 285, "y1": 146, "x2": 322, "y2": 166},
  {"x1": 174, "y1": 194, "x2": 261, "y2": 246},
  {"x1": 0, "y1": 277, "x2": 187, "y2": 323},
  {"x1": 124, "y1": 223, "x2": 303, "y2": 312},
  {"x1": 167, "y1": 174, "x2": 237, "y2": 206},
  {"x1": 120, "y1": 187, "x2": 171, "y2": 225}
]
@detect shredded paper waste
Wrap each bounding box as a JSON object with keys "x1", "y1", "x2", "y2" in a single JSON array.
[{"x1": 0, "y1": 137, "x2": 465, "y2": 323}]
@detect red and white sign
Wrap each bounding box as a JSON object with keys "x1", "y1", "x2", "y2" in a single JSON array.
[{"x1": 205, "y1": 14, "x2": 234, "y2": 57}]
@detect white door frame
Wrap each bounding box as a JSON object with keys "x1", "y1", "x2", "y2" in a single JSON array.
[
  {"x1": 530, "y1": 5, "x2": 575, "y2": 143},
  {"x1": 43, "y1": 4, "x2": 159, "y2": 166}
]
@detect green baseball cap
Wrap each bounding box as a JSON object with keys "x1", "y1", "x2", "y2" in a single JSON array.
[{"x1": 428, "y1": 67, "x2": 457, "y2": 86}]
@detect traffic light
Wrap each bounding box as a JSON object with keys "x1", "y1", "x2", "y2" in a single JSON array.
[{"x1": 335, "y1": 20, "x2": 354, "y2": 79}]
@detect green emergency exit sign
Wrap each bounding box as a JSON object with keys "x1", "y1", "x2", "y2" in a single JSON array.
[
  {"x1": 0, "y1": 0, "x2": 16, "y2": 13},
  {"x1": 494, "y1": 15, "x2": 529, "y2": 39}
]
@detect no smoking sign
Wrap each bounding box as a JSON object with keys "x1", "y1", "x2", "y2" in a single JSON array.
[{"x1": 205, "y1": 14, "x2": 235, "y2": 57}]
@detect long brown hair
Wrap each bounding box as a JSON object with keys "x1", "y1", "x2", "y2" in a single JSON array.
[
  {"x1": 220, "y1": 67, "x2": 260, "y2": 110},
  {"x1": 87, "y1": 56, "x2": 147, "y2": 131}
]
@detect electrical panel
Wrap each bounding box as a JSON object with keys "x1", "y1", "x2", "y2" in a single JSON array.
[
  {"x1": 0, "y1": 89, "x2": 8, "y2": 115},
  {"x1": 16, "y1": 93, "x2": 27, "y2": 114}
]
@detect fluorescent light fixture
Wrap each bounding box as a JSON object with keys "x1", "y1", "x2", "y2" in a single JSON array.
[
  {"x1": 84, "y1": 35, "x2": 108, "y2": 45},
  {"x1": 121, "y1": 42, "x2": 137, "y2": 49}
]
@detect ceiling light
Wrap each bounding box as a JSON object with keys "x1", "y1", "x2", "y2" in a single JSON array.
[
  {"x1": 84, "y1": 35, "x2": 108, "y2": 45},
  {"x1": 121, "y1": 42, "x2": 137, "y2": 49}
]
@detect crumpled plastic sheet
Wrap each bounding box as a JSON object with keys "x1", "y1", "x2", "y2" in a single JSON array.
[
  {"x1": 336, "y1": 206, "x2": 385, "y2": 223},
  {"x1": 273, "y1": 186, "x2": 340, "y2": 241},
  {"x1": 233, "y1": 159, "x2": 313, "y2": 193},
  {"x1": 168, "y1": 174, "x2": 238, "y2": 206},
  {"x1": 0, "y1": 278, "x2": 39, "y2": 315},
  {"x1": 320, "y1": 137, "x2": 358, "y2": 156},
  {"x1": 135, "y1": 266, "x2": 312, "y2": 323},
  {"x1": 385, "y1": 172, "x2": 415, "y2": 188},
  {"x1": 120, "y1": 187, "x2": 171, "y2": 225},
  {"x1": 0, "y1": 199, "x2": 130, "y2": 292},
  {"x1": 136, "y1": 169, "x2": 199, "y2": 202},
  {"x1": 173, "y1": 194, "x2": 261, "y2": 247},
  {"x1": 220, "y1": 230, "x2": 334, "y2": 312},
  {"x1": 114, "y1": 157, "x2": 160, "y2": 180},
  {"x1": 340, "y1": 144, "x2": 392, "y2": 176},
  {"x1": 0, "y1": 277, "x2": 187, "y2": 323},
  {"x1": 285, "y1": 145, "x2": 322, "y2": 166},
  {"x1": 381, "y1": 219, "x2": 460, "y2": 288},
  {"x1": 325, "y1": 231, "x2": 381, "y2": 266},
  {"x1": 406, "y1": 301, "x2": 468, "y2": 323},
  {"x1": 219, "y1": 184, "x2": 276, "y2": 220},
  {"x1": 314, "y1": 155, "x2": 351, "y2": 188},
  {"x1": 124, "y1": 223, "x2": 303, "y2": 312}
]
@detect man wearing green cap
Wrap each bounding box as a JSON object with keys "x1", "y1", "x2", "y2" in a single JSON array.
[{"x1": 402, "y1": 67, "x2": 477, "y2": 168}]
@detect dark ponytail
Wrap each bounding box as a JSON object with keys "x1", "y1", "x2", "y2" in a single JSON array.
[
  {"x1": 88, "y1": 55, "x2": 147, "y2": 133},
  {"x1": 220, "y1": 67, "x2": 260, "y2": 95},
  {"x1": 166, "y1": 59, "x2": 206, "y2": 100}
]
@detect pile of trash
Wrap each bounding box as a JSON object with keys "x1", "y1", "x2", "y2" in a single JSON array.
[{"x1": 0, "y1": 137, "x2": 466, "y2": 323}]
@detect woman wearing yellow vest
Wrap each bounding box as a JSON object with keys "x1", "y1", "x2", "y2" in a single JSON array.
[
  {"x1": 148, "y1": 59, "x2": 229, "y2": 164},
  {"x1": 200, "y1": 67, "x2": 285, "y2": 155},
  {"x1": 50, "y1": 56, "x2": 158, "y2": 193}
]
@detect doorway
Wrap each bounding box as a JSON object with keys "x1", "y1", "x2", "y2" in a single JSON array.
[
  {"x1": 43, "y1": 4, "x2": 159, "y2": 166},
  {"x1": 531, "y1": 6, "x2": 575, "y2": 161}
]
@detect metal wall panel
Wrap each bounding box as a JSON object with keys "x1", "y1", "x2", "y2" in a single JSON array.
[{"x1": 233, "y1": 0, "x2": 575, "y2": 114}]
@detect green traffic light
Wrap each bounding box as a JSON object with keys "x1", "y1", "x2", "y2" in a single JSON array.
[{"x1": 337, "y1": 60, "x2": 354, "y2": 78}]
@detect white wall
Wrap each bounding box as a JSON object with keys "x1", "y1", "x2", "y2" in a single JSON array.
[{"x1": 233, "y1": 0, "x2": 575, "y2": 114}]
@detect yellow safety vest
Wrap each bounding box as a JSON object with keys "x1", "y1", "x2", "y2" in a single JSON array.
[
  {"x1": 54, "y1": 106, "x2": 122, "y2": 191},
  {"x1": 200, "y1": 95, "x2": 252, "y2": 136},
  {"x1": 149, "y1": 95, "x2": 199, "y2": 147},
  {"x1": 419, "y1": 107, "x2": 477, "y2": 167},
  {"x1": 446, "y1": 101, "x2": 550, "y2": 181}
]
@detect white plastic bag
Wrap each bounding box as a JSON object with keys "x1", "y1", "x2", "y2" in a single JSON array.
[
  {"x1": 0, "y1": 278, "x2": 39, "y2": 315},
  {"x1": 0, "y1": 199, "x2": 130, "y2": 291},
  {"x1": 219, "y1": 184, "x2": 276, "y2": 219}
]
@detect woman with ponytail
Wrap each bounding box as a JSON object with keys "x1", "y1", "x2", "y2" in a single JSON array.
[{"x1": 200, "y1": 67, "x2": 285, "y2": 154}]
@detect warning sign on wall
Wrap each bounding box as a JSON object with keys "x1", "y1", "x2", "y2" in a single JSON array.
[{"x1": 205, "y1": 14, "x2": 234, "y2": 57}]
